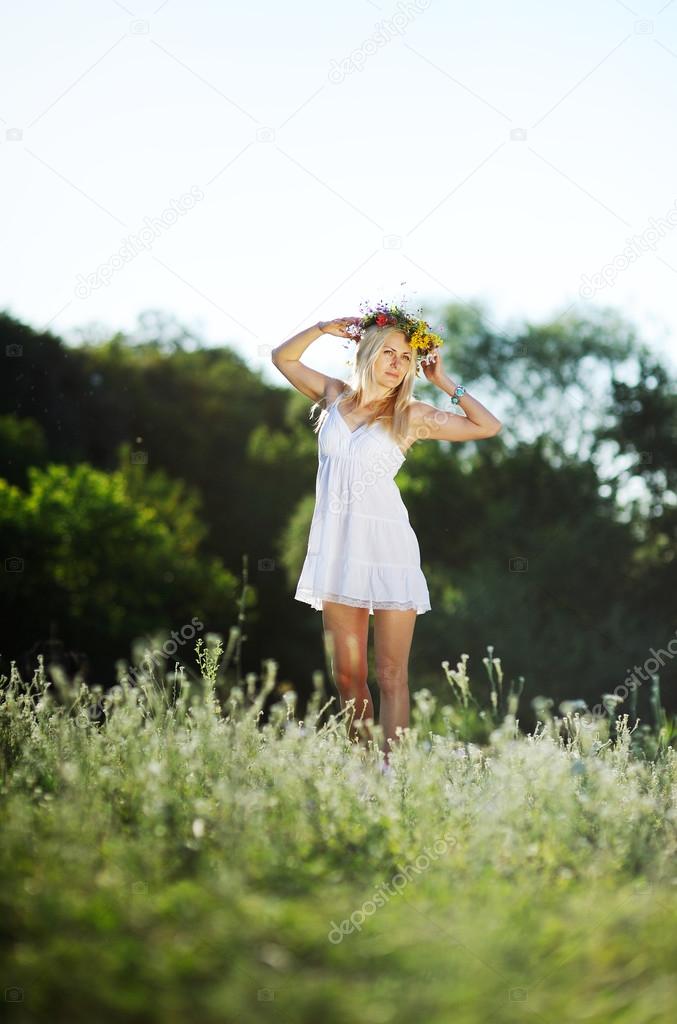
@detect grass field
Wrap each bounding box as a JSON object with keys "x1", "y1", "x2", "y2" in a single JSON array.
[{"x1": 1, "y1": 639, "x2": 675, "y2": 1024}]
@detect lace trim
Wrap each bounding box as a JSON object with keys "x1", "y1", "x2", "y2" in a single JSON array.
[{"x1": 295, "y1": 589, "x2": 430, "y2": 612}]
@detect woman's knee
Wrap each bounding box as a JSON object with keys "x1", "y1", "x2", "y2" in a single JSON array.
[
  {"x1": 375, "y1": 657, "x2": 408, "y2": 696},
  {"x1": 323, "y1": 622, "x2": 368, "y2": 693},
  {"x1": 333, "y1": 663, "x2": 369, "y2": 697}
]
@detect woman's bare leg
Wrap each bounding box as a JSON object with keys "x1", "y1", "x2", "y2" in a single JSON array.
[
  {"x1": 321, "y1": 600, "x2": 373, "y2": 746},
  {"x1": 373, "y1": 608, "x2": 417, "y2": 761}
]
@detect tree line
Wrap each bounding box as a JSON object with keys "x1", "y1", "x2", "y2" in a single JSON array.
[{"x1": 1, "y1": 304, "x2": 675, "y2": 727}]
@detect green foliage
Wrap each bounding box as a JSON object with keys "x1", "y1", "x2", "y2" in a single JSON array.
[
  {"x1": 0, "y1": 414, "x2": 48, "y2": 487},
  {"x1": 0, "y1": 647, "x2": 675, "y2": 1023},
  {"x1": 1, "y1": 304, "x2": 676, "y2": 716},
  {"x1": 0, "y1": 458, "x2": 237, "y2": 664},
  {"x1": 0, "y1": 310, "x2": 291, "y2": 573}
]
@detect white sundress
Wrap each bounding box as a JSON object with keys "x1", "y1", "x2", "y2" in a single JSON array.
[{"x1": 294, "y1": 394, "x2": 431, "y2": 615}]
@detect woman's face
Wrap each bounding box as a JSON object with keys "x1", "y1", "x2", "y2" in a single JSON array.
[{"x1": 375, "y1": 331, "x2": 413, "y2": 389}]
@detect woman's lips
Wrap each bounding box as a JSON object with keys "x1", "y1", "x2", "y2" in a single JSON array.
[{"x1": 386, "y1": 371, "x2": 398, "y2": 378}]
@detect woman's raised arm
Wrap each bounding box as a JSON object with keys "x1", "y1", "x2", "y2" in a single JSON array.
[{"x1": 271, "y1": 318, "x2": 359, "y2": 402}]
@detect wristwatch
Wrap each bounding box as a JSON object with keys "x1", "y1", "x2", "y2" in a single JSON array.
[{"x1": 450, "y1": 384, "x2": 466, "y2": 405}]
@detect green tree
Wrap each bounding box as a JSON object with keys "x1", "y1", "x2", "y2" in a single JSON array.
[
  {"x1": 0, "y1": 460, "x2": 238, "y2": 683},
  {"x1": 0, "y1": 414, "x2": 48, "y2": 487}
]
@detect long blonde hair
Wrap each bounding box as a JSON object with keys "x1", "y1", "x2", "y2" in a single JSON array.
[{"x1": 310, "y1": 325, "x2": 417, "y2": 445}]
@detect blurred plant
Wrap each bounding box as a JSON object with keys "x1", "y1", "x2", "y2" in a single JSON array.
[{"x1": 431, "y1": 646, "x2": 525, "y2": 745}]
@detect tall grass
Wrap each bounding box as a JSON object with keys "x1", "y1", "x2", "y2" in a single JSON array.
[{"x1": 0, "y1": 635, "x2": 676, "y2": 1024}]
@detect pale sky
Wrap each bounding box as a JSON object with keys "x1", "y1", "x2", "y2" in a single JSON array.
[{"x1": 3, "y1": 0, "x2": 677, "y2": 384}]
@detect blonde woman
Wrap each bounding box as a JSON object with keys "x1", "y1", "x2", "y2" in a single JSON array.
[{"x1": 271, "y1": 313, "x2": 501, "y2": 763}]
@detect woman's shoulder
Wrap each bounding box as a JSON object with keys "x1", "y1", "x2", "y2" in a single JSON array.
[
  {"x1": 397, "y1": 401, "x2": 434, "y2": 450},
  {"x1": 402, "y1": 400, "x2": 425, "y2": 424}
]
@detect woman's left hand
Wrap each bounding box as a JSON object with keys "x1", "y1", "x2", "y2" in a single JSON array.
[{"x1": 420, "y1": 349, "x2": 448, "y2": 388}]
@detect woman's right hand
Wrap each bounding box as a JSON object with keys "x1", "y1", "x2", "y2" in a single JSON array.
[{"x1": 317, "y1": 317, "x2": 361, "y2": 338}]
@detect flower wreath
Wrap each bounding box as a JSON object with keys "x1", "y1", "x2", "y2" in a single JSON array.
[{"x1": 344, "y1": 300, "x2": 444, "y2": 370}]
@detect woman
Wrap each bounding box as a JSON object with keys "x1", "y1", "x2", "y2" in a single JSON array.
[{"x1": 271, "y1": 309, "x2": 501, "y2": 762}]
